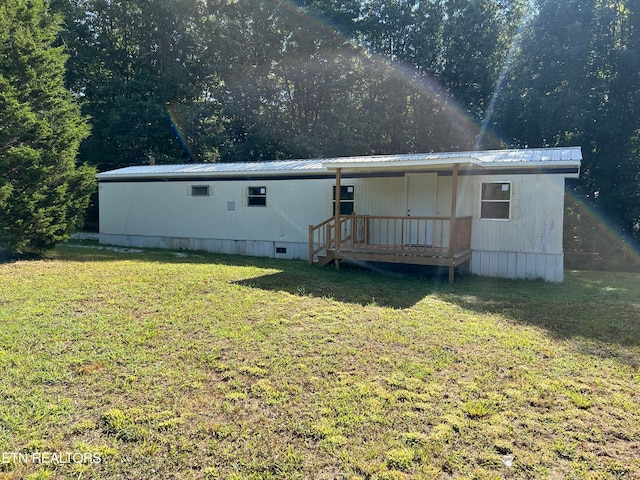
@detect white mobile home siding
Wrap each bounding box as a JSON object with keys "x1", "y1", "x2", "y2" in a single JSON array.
[
  {"x1": 99, "y1": 173, "x2": 472, "y2": 261},
  {"x1": 352, "y1": 176, "x2": 407, "y2": 216},
  {"x1": 352, "y1": 174, "x2": 474, "y2": 218},
  {"x1": 470, "y1": 173, "x2": 567, "y2": 281},
  {"x1": 99, "y1": 177, "x2": 335, "y2": 259}
]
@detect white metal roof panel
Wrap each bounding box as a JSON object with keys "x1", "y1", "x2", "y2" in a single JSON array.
[
  {"x1": 321, "y1": 147, "x2": 582, "y2": 169},
  {"x1": 96, "y1": 147, "x2": 581, "y2": 179},
  {"x1": 96, "y1": 158, "x2": 326, "y2": 179}
]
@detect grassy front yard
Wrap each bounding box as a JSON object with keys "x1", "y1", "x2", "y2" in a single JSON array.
[{"x1": 0, "y1": 243, "x2": 638, "y2": 479}]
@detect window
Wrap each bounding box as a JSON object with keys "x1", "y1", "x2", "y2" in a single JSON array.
[
  {"x1": 248, "y1": 186, "x2": 267, "y2": 206},
  {"x1": 333, "y1": 185, "x2": 355, "y2": 215},
  {"x1": 481, "y1": 182, "x2": 511, "y2": 219},
  {"x1": 191, "y1": 185, "x2": 210, "y2": 197}
]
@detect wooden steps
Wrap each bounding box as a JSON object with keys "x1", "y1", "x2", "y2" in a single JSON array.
[{"x1": 316, "y1": 251, "x2": 335, "y2": 266}]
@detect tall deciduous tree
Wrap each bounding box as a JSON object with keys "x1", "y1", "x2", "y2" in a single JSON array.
[
  {"x1": 495, "y1": 0, "x2": 640, "y2": 240},
  {"x1": 53, "y1": 0, "x2": 221, "y2": 169},
  {"x1": 0, "y1": 0, "x2": 95, "y2": 254},
  {"x1": 357, "y1": 0, "x2": 528, "y2": 134}
]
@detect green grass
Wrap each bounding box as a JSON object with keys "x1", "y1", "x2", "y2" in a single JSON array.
[{"x1": 0, "y1": 242, "x2": 639, "y2": 479}]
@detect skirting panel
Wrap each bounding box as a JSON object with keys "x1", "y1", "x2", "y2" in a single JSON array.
[
  {"x1": 99, "y1": 234, "x2": 308, "y2": 261},
  {"x1": 471, "y1": 251, "x2": 564, "y2": 282}
]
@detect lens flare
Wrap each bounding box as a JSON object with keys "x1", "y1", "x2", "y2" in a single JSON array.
[
  {"x1": 565, "y1": 190, "x2": 640, "y2": 270},
  {"x1": 166, "y1": 104, "x2": 195, "y2": 163},
  {"x1": 476, "y1": 7, "x2": 536, "y2": 149},
  {"x1": 165, "y1": 0, "x2": 639, "y2": 270}
]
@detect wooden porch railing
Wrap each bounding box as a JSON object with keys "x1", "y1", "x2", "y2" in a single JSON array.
[
  {"x1": 308, "y1": 216, "x2": 335, "y2": 264},
  {"x1": 309, "y1": 215, "x2": 472, "y2": 264}
]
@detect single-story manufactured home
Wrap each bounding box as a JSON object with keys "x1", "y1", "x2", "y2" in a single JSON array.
[{"x1": 97, "y1": 147, "x2": 581, "y2": 282}]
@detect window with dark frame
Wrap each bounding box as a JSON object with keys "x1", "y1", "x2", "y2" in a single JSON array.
[
  {"x1": 332, "y1": 185, "x2": 355, "y2": 215},
  {"x1": 481, "y1": 182, "x2": 511, "y2": 219},
  {"x1": 191, "y1": 185, "x2": 210, "y2": 197},
  {"x1": 248, "y1": 186, "x2": 267, "y2": 206}
]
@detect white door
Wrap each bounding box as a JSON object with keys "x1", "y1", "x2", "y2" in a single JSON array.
[{"x1": 406, "y1": 174, "x2": 437, "y2": 246}]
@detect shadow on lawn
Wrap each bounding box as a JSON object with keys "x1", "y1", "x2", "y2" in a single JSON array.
[
  {"x1": 232, "y1": 263, "x2": 451, "y2": 309},
  {"x1": 58, "y1": 242, "x2": 449, "y2": 309},
  {"x1": 238, "y1": 265, "x2": 640, "y2": 351},
  {"x1": 232, "y1": 262, "x2": 640, "y2": 364},
  {"x1": 441, "y1": 271, "x2": 640, "y2": 355},
  {"x1": 57, "y1": 243, "x2": 640, "y2": 352}
]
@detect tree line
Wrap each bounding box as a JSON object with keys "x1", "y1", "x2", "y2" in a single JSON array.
[{"x1": 1, "y1": 0, "x2": 639, "y2": 253}]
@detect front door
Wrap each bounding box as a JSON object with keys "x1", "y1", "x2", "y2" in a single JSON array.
[{"x1": 406, "y1": 174, "x2": 437, "y2": 246}]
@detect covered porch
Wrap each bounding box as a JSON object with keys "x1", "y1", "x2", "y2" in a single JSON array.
[{"x1": 309, "y1": 159, "x2": 473, "y2": 283}]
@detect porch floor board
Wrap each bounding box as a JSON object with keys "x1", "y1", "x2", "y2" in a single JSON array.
[{"x1": 331, "y1": 247, "x2": 472, "y2": 267}]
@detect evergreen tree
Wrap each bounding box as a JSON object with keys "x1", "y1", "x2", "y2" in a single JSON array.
[{"x1": 0, "y1": 0, "x2": 95, "y2": 254}]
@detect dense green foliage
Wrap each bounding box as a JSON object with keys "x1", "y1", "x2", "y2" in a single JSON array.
[
  {"x1": 49, "y1": 0, "x2": 639, "y2": 241},
  {"x1": 495, "y1": 0, "x2": 640, "y2": 243},
  {"x1": 0, "y1": 0, "x2": 95, "y2": 254}
]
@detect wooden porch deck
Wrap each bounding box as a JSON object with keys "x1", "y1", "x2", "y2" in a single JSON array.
[{"x1": 309, "y1": 215, "x2": 472, "y2": 283}]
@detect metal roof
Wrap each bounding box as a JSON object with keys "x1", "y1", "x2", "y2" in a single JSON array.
[
  {"x1": 321, "y1": 147, "x2": 582, "y2": 170},
  {"x1": 96, "y1": 158, "x2": 326, "y2": 178},
  {"x1": 96, "y1": 147, "x2": 581, "y2": 179}
]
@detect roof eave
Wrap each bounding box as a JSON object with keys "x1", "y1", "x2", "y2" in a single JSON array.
[
  {"x1": 96, "y1": 168, "x2": 330, "y2": 180},
  {"x1": 322, "y1": 156, "x2": 479, "y2": 171}
]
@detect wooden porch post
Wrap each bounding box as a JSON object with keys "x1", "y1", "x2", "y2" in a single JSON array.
[
  {"x1": 449, "y1": 164, "x2": 459, "y2": 284},
  {"x1": 335, "y1": 168, "x2": 341, "y2": 270},
  {"x1": 308, "y1": 224, "x2": 314, "y2": 265},
  {"x1": 451, "y1": 164, "x2": 458, "y2": 222}
]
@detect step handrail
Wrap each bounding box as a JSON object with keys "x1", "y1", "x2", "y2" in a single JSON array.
[{"x1": 308, "y1": 216, "x2": 336, "y2": 264}]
